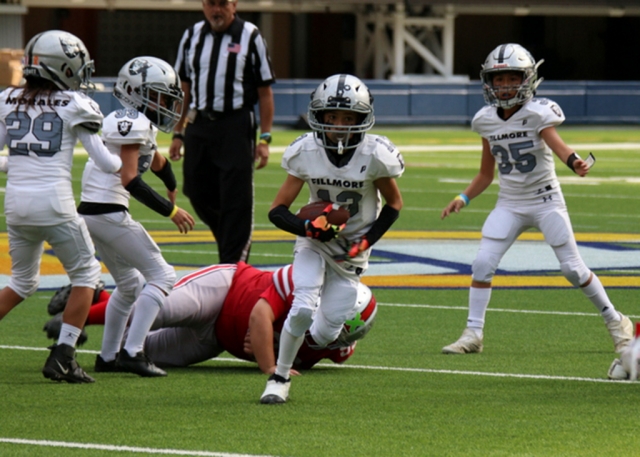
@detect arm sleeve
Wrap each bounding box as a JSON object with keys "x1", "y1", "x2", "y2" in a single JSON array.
[
  {"x1": 268, "y1": 205, "x2": 307, "y2": 237},
  {"x1": 152, "y1": 158, "x2": 177, "y2": 192},
  {"x1": 363, "y1": 204, "x2": 400, "y2": 246},
  {"x1": 75, "y1": 128, "x2": 122, "y2": 173},
  {"x1": 125, "y1": 175, "x2": 174, "y2": 217}
]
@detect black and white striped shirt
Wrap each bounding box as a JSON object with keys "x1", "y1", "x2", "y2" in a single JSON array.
[{"x1": 175, "y1": 16, "x2": 275, "y2": 114}]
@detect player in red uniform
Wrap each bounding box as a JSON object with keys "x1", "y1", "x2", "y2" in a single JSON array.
[{"x1": 44, "y1": 262, "x2": 377, "y2": 374}]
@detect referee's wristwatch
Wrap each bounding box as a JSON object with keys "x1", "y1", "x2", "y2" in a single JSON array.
[{"x1": 259, "y1": 132, "x2": 272, "y2": 145}]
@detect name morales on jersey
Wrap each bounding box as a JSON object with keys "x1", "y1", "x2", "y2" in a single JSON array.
[
  {"x1": 489, "y1": 131, "x2": 529, "y2": 141},
  {"x1": 5, "y1": 96, "x2": 70, "y2": 107},
  {"x1": 311, "y1": 178, "x2": 364, "y2": 188}
]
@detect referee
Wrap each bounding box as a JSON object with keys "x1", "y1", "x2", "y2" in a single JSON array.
[{"x1": 169, "y1": 0, "x2": 275, "y2": 264}]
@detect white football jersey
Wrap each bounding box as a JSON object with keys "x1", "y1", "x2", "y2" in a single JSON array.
[
  {"x1": 282, "y1": 133, "x2": 403, "y2": 272},
  {"x1": 472, "y1": 98, "x2": 565, "y2": 201},
  {"x1": 81, "y1": 108, "x2": 157, "y2": 207},
  {"x1": 0, "y1": 88, "x2": 103, "y2": 225},
  {"x1": 283, "y1": 133, "x2": 404, "y2": 239}
]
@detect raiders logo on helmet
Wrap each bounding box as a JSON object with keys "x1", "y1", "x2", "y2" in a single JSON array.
[
  {"x1": 59, "y1": 36, "x2": 83, "y2": 59},
  {"x1": 128, "y1": 59, "x2": 152, "y2": 82},
  {"x1": 117, "y1": 120, "x2": 133, "y2": 136}
]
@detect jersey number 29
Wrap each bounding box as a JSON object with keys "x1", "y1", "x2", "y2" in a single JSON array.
[{"x1": 5, "y1": 111, "x2": 63, "y2": 157}]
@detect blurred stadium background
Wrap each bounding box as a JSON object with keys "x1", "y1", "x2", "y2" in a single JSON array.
[{"x1": 1, "y1": 0, "x2": 640, "y2": 125}]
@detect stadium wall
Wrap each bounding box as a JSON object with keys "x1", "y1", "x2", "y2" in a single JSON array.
[{"x1": 92, "y1": 78, "x2": 640, "y2": 126}]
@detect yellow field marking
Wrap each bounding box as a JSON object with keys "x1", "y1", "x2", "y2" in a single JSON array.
[
  {"x1": 0, "y1": 230, "x2": 637, "y2": 288},
  {"x1": 148, "y1": 230, "x2": 640, "y2": 243},
  {"x1": 363, "y1": 275, "x2": 640, "y2": 288}
]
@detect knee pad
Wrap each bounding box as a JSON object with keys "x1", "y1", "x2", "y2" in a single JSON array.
[
  {"x1": 148, "y1": 264, "x2": 176, "y2": 295},
  {"x1": 472, "y1": 250, "x2": 500, "y2": 283},
  {"x1": 67, "y1": 259, "x2": 102, "y2": 289},
  {"x1": 116, "y1": 272, "x2": 146, "y2": 304},
  {"x1": 560, "y1": 259, "x2": 590, "y2": 287},
  {"x1": 539, "y1": 210, "x2": 571, "y2": 247},
  {"x1": 9, "y1": 276, "x2": 39, "y2": 299},
  {"x1": 309, "y1": 311, "x2": 343, "y2": 347},
  {"x1": 284, "y1": 307, "x2": 315, "y2": 338}
]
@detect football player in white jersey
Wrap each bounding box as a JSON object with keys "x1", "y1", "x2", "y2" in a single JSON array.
[
  {"x1": 440, "y1": 43, "x2": 632, "y2": 355},
  {"x1": 260, "y1": 74, "x2": 404, "y2": 404},
  {"x1": 0, "y1": 30, "x2": 122, "y2": 383},
  {"x1": 78, "y1": 56, "x2": 195, "y2": 377}
]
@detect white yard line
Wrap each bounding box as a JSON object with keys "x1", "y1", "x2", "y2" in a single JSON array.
[
  {"x1": 0, "y1": 439, "x2": 276, "y2": 457},
  {"x1": 65, "y1": 142, "x2": 640, "y2": 156}
]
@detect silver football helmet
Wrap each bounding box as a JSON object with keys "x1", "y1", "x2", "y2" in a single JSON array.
[
  {"x1": 113, "y1": 56, "x2": 184, "y2": 133},
  {"x1": 480, "y1": 43, "x2": 543, "y2": 109},
  {"x1": 308, "y1": 74, "x2": 375, "y2": 154},
  {"x1": 335, "y1": 283, "x2": 377, "y2": 348},
  {"x1": 22, "y1": 30, "x2": 95, "y2": 92}
]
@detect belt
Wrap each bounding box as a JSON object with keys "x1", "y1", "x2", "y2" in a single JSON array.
[{"x1": 197, "y1": 109, "x2": 244, "y2": 121}]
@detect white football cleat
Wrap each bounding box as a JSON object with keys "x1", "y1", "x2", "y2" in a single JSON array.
[
  {"x1": 607, "y1": 359, "x2": 629, "y2": 380},
  {"x1": 442, "y1": 328, "x2": 483, "y2": 354},
  {"x1": 605, "y1": 312, "x2": 633, "y2": 353},
  {"x1": 260, "y1": 374, "x2": 291, "y2": 404},
  {"x1": 627, "y1": 339, "x2": 640, "y2": 381}
]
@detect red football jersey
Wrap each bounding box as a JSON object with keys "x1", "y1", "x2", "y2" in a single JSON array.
[{"x1": 214, "y1": 262, "x2": 355, "y2": 368}]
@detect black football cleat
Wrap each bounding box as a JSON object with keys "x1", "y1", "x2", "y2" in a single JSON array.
[
  {"x1": 94, "y1": 354, "x2": 122, "y2": 373},
  {"x1": 42, "y1": 344, "x2": 95, "y2": 384},
  {"x1": 43, "y1": 313, "x2": 88, "y2": 346},
  {"x1": 117, "y1": 350, "x2": 167, "y2": 377},
  {"x1": 47, "y1": 284, "x2": 72, "y2": 316}
]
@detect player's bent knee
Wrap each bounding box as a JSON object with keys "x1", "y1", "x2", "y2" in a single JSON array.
[
  {"x1": 150, "y1": 266, "x2": 176, "y2": 295},
  {"x1": 67, "y1": 261, "x2": 102, "y2": 289},
  {"x1": 285, "y1": 307, "x2": 314, "y2": 337},
  {"x1": 560, "y1": 260, "x2": 590, "y2": 287},
  {"x1": 472, "y1": 251, "x2": 500, "y2": 283},
  {"x1": 9, "y1": 278, "x2": 39, "y2": 298},
  {"x1": 118, "y1": 274, "x2": 146, "y2": 303}
]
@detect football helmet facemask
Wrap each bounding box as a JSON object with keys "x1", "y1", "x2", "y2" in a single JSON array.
[
  {"x1": 308, "y1": 74, "x2": 375, "y2": 154},
  {"x1": 480, "y1": 43, "x2": 543, "y2": 109},
  {"x1": 22, "y1": 30, "x2": 95, "y2": 92},
  {"x1": 114, "y1": 56, "x2": 184, "y2": 133}
]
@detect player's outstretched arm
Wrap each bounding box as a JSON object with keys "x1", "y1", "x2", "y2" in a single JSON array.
[
  {"x1": 540, "y1": 126, "x2": 591, "y2": 177},
  {"x1": 120, "y1": 145, "x2": 194, "y2": 233},
  {"x1": 442, "y1": 138, "x2": 495, "y2": 220},
  {"x1": 169, "y1": 80, "x2": 191, "y2": 162},
  {"x1": 150, "y1": 152, "x2": 178, "y2": 204},
  {"x1": 248, "y1": 299, "x2": 300, "y2": 376},
  {"x1": 76, "y1": 128, "x2": 122, "y2": 173}
]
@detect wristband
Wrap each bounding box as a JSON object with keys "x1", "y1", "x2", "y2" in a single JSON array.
[
  {"x1": 259, "y1": 139, "x2": 269, "y2": 146},
  {"x1": 169, "y1": 205, "x2": 179, "y2": 218},
  {"x1": 455, "y1": 193, "x2": 470, "y2": 206},
  {"x1": 566, "y1": 152, "x2": 581, "y2": 172},
  {"x1": 172, "y1": 132, "x2": 184, "y2": 141},
  {"x1": 259, "y1": 132, "x2": 272, "y2": 144}
]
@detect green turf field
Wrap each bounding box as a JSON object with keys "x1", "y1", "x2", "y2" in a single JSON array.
[{"x1": 1, "y1": 126, "x2": 639, "y2": 457}]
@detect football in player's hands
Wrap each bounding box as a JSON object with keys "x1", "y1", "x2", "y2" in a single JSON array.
[{"x1": 296, "y1": 201, "x2": 350, "y2": 226}]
